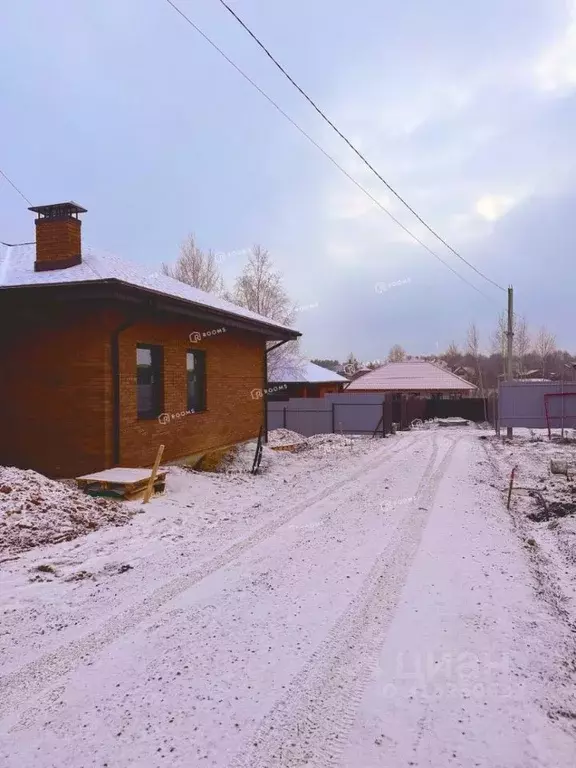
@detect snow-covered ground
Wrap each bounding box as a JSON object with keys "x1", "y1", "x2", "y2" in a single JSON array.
[{"x1": 1, "y1": 428, "x2": 575, "y2": 767}]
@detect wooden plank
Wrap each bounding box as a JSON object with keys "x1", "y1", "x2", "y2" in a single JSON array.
[
  {"x1": 143, "y1": 445, "x2": 165, "y2": 504},
  {"x1": 77, "y1": 469, "x2": 166, "y2": 500}
]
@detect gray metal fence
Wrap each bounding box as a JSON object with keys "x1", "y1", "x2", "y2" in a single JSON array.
[
  {"x1": 267, "y1": 393, "x2": 389, "y2": 437},
  {"x1": 498, "y1": 381, "x2": 576, "y2": 430}
]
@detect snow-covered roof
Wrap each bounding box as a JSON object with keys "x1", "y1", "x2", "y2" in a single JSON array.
[
  {"x1": 269, "y1": 360, "x2": 348, "y2": 384},
  {"x1": 0, "y1": 244, "x2": 298, "y2": 337},
  {"x1": 346, "y1": 360, "x2": 477, "y2": 391}
]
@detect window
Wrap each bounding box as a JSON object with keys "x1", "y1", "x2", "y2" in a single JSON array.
[
  {"x1": 137, "y1": 344, "x2": 163, "y2": 418},
  {"x1": 187, "y1": 350, "x2": 206, "y2": 412}
]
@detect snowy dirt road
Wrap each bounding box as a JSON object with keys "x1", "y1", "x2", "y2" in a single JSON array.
[{"x1": 1, "y1": 429, "x2": 575, "y2": 767}]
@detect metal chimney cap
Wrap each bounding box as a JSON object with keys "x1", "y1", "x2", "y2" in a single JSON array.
[{"x1": 28, "y1": 201, "x2": 87, "y2": 217}]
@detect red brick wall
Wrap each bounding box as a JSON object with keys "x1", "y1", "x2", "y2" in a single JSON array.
[
  {"x1": 0, "y1": 304, "x2": 109, "y2": 477},
  {"x1": 0, "y1": 302, "x2": 266, "y2": 477},
  {"x1": 34, "y1": 218, "x2": 82, "y2": 268},
  {"x1": 114, "y1": 314, "x2": 265, "y2": 468}
]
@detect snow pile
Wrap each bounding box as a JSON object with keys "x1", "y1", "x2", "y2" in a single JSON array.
[
  {"x1": 215, "y1": 442, "x2": 278, "y2": 474},
  {"x1": 302, "y1": 433, "x2": 359, "y2": 455},
  {"x1": 213, "y1": 433, "x2": 372, "y2": 473},
  {"x1": 0, "y1": 466, "x2": 135, "y2": 555},
  {"x1": 267, "y1": 428, "x2": 304, "y2": 446}
]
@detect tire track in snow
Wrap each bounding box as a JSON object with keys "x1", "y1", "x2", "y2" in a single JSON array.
[
  {"x1": 0, "y1": 433, "x2": 419, "y2": 722},
  {"x1": 231, "y1": 432, "x2": 460, "y2": 768}
]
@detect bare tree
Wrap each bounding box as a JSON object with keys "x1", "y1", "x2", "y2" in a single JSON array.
[
  {"x1": 514, "y1": 316, "x2": 531, "y2": 374},
  {"x1": 534, "y1": 326, "x2": 557, "y2": 377},
  {"x1": 231, "y1": 246, "x2": 294, "y2": 320},
  {"x1": 162, "y1": 234, "x2": 224, "y2": 295},
  {"x1": 465, "y1": 322, "x2": 485, "y2": 396},
  {"x1": 388, "y1": 344, "x2": 407, "y2": 363},
  {"x1": 466, "y1": 322, "x2": 480, "y2": 359},
  {"x1": 443, "y1": 341, "x2": 461, "y2": 368},
  {"x1": 231, "y1": 245, "x2": 302, "y2": 379},
  {"x1": 490, "y1": 312, "x2": 507, "y2": 359},
  {"x1": 490, "y1": 311, "x2": 532, "y2": 376}
]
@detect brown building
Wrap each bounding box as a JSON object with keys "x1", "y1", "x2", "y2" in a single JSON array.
[
  {"x1": 267, "y1": 360, "x2": 348, "y2": 401},
  {"x1": 0, "y1": 202, "x2": 299, "y2": 477}
]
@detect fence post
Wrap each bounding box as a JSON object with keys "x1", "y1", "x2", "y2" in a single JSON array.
[{"x1": 331, "y1": 402, "x2": 336, "y2": 433}]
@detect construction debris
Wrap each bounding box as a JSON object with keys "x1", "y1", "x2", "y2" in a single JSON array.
[
  {"x1": 0, "y1": 466, "x2": 135, "y2": 555},
  {"x1": 76, "y1": 467, "x2": 166, "y2": 500}
]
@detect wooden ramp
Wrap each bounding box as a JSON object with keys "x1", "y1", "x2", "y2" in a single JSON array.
[{"x1": 75, "y1": 467, "x2": 166, "y2": 501}]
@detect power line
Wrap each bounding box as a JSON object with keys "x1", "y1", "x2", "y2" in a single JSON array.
[
  {"x1": 163, "y1": 0, "x2": 498, "y2": 302},
  {"x1": 214, "y1": 0, "x2": 506, "y2": 294},
  {"x1": 0, "y1": 168, "x2": 32, "y2": 206},
  {"x1": 0, "y1": 168, "x2": 34, "y2": 245}
]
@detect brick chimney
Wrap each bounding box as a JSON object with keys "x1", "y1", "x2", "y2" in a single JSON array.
[{"x1": 29, "y1": 202, "x2": 87, "y2": 272}]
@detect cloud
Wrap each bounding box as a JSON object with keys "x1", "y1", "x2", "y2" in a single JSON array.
[
  {"x1": 475, "y1": 194, "x2": 518, "y2": 221},
  {"x1": 535, "y1": 0, "x2": 576, "y2": 91}
]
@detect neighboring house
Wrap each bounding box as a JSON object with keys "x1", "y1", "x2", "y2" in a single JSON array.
[
  {"x1": 267, "y1": 360, "x2": 348, "y2": 400},
  {"x1": 0, "y1": 202, "x2": 299, "y2": 477},
  {"x1": 349, "y1": 365, "x2": 372, "y2": 381},
  {"x1": 452, "y1": 364, "x2": 477, "y2": 380},
  {"x1": 345, "y1": 360, "x2": 477, "y2": 398},
  {"x1": 517, "y1": 369, "x2": 541, "y2": 379}
]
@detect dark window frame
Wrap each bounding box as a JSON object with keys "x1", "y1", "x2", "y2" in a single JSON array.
[
  {"x1": 186, "y1": 349, "x2": 207, "y2": 413},
  {"x1": 136, "y1": 343, "x2": 164, "y2": 419}
]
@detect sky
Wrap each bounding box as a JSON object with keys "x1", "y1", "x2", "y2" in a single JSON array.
[{"x1": 1, "y1": 0, "x2": 576, "y2": 360}]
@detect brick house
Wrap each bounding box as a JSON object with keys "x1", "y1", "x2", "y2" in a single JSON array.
[{"x1": 0, "y1": 202, "x2": 299, "y2": 477}]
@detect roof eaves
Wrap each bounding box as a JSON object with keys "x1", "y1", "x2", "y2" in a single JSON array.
[
  {"x1": 428, "y1": 359, "x2": 477, "y2": 388},
  {"x1": 0, "y1": 278, "x2": 301, "y2": 340}
]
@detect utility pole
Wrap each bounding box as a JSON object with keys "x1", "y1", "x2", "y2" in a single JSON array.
[{"x1": 506, "y1": 285, "x2": 514, "y2": 439}]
